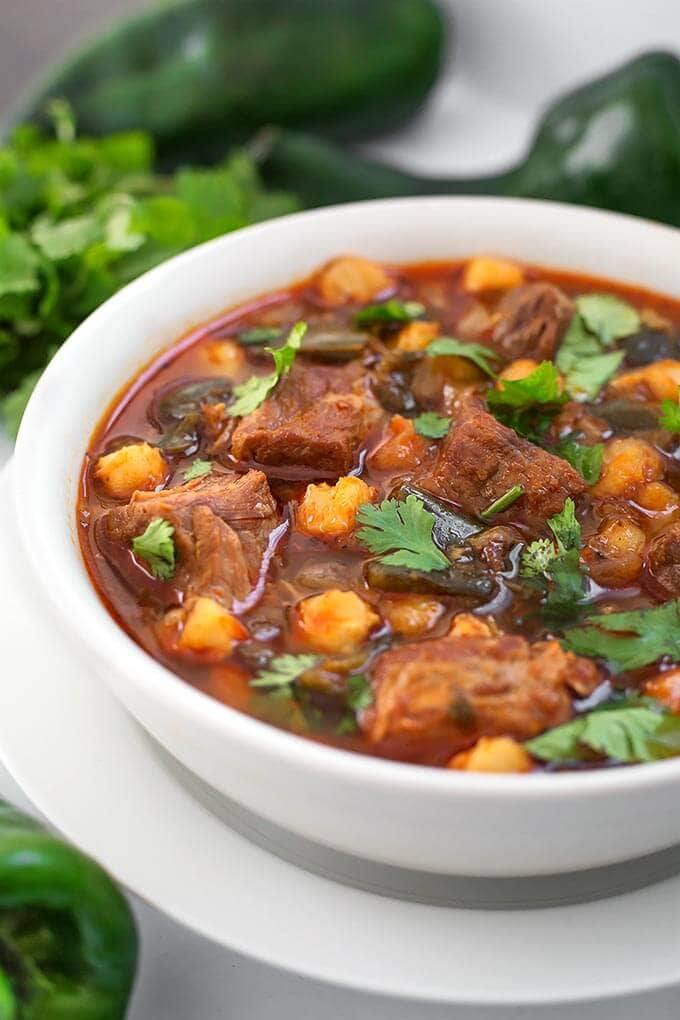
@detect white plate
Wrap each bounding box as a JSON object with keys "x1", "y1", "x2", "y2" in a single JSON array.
[{"x1": 2, "y1": 462, "x2": 680, "y2": 1009}]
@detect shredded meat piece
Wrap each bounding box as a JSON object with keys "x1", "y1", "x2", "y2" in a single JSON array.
[
  {"x1": 104, "y1": 470, "x2": 277, "y2": 606},
  {"x1": 367, "y1": 633, "x2": 600, "y2": 754},
  {"x1": 646, "y1": 523, "x2": 680, "y2": 597},
  {"x1": 230, "y1": 361, "x2": 380, "y2": 474},
  {"x1": 492, "y1": 283, "x2": 573, "y2": 361},
  {"x1": 420, "y1": 404, "x2": 585, "y2": 519}
]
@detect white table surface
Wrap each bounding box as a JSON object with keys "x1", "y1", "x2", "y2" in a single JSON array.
[{"x1": 2, "y1": 1, "x2": 680, "y2": 1015}]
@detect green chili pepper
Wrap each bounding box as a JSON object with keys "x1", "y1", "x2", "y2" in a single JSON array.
[
  {"x1": 0, "y1": 802, "x2": 137, "y2": 1019},
  {"x1": 257, "y1": 51, "x2": 680, "y2": 228},
  {"x1": 14, "y1": 0, "x2": 445, "y2": 168}
]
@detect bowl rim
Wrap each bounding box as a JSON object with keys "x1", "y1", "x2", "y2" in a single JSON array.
[{"x1": 13, "y1": 193, "x2": 680, "y2": 802}]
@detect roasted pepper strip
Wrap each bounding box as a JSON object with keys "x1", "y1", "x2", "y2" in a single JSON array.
[{"x1": 0, "y1": 802, "x2": 137, "y2": 1019}]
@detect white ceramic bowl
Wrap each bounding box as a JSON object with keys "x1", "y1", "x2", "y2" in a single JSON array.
[{"x1": 12, "y1": 197, "x2": 680, "y2": 877}]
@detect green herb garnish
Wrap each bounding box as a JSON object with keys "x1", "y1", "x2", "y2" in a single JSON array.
[
  {"x1": 354, "y1": 299, "x2": 424, "y2": 326},
  {"x1": 563, "y1": 601, "x2": 680, "y2": 672},
  {"x1": 525, "y1": 704, "x2": 680, "y2": 764},
  {"x1": 131, "y1": 518, "x2": 176, "y2": 580},
  {"x1": 659, "y1": 389, "x2": 680, "y2": 432},
  {"x1": 250, "y1": 653, "x2": 320, "y2": 699},
  {"x1": 426, "y1": 336, "x2": 500, "y2": 378},
  {"x1": 575, "y1": 294, "x2": 640, "y2": 346},
  {"x1": 346, "y1": 674, "x2": 374, "y2": 712},
  {"x1": 487, "y1": 361, "x2": 567, "y2": 438},
  {"x1": 413, "y1": 411, "x2": 452, "y2": 439},
  {"x1": 356, "y1": 494, "x2": 450, "y2": 572},
  {"x1": 228, "y1": 320, "x2": 307, "y2": 417},
  {"x1": 183, "y1": 458, "x2": 213, "y2": 481},
  {"x1": 480, "y1": 484, "x2": 524, "y2": 519},
  {"x1": 521, "y1": 498, "x2": 587, "y2": 620},
  {"x1": 0, "y1": 109, "x2": 298, "y2": 436},
  {"x1": 556, "y1": 439, "x2": 604, "y2": 484},
  {"x1": 556, "y1": 310, "x2": 625, "y2": 399},
  {"x1": 237, "y1": 326, "x2": 282, "y2": 345}
]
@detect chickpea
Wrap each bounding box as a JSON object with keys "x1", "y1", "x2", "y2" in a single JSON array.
[
  {"x1": 637, "y1": 481, "x2": 678, "y2": 513},
  {"x1": 94, "y1": 442, "x2": 167, "y2": 500},
  {"x1": 463, "y1": 257, "x2": 524, "y2": 293},
  {"x1": 295, "y1": 590, "x2": 380, "y2": 654},
  {"x1": 179, "y1": 597, "x2": 248, "y2": 657},
  {"x1": 317, "y1": 256, "x2": 391, "y2": 305},
  {"x1": 449, "y1": 736, "x2": 533, "y2": 773},
  {"x1": 206, "y1": 339, "x2": 246, "y2": 378},
  {"x1": 395, "y1": 320, "x2": 440, "y2": 352},
  {"x1": 297, "y1": 476, "x2": 374, "y2": 540},
  {"x1": 368, "y1": 415, "x2": 431, "y2": 472},
  {"x1": 608, "y1": 360, "x2": 680, "y2": 402},
  {"x1": 584, "y1": 518, "x2": 646, "y2": 587},
  {"x1": 498, "y1": 359, "x2": 540, "y2": 383},
  {"x1": 645, "y1": 668, "x2": 680, "y2": 713},
  {"x1": 449, "y1": 613, "x2": 494, "y2": 638},
  {"x1": 592, "y1": 438, "x2": 663, "y2": 499},
  {"x1": 382, "y1": 596, "x2": 444, "y2": 636}
]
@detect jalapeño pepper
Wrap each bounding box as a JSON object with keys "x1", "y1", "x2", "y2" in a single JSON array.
[
  {"x1": 0, "y1": 802, "x2": 137, "y2": 1019},
  {"x1": 257, "y1": 51, "x2": 680, "y2": 228}
]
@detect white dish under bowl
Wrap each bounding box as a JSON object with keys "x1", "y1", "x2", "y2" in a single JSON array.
[{"x1": 12, "y1": 196, "x2": 680, "y2": 877}]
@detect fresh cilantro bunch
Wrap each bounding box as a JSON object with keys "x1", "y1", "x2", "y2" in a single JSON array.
[{"x1": 0, "y1": 104, "x2": 298, "y2": 434}]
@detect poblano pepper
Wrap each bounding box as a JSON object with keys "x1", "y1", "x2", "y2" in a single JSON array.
[
  {"x1": 0, "y1": 802, "x2": 137, "y2": 1019},
  {"x1": 256, "y1": 51, "x2": 680, "y2": 227},
  {"x1": 13, "y1": 0, "x2": 445, "y2": 168}
]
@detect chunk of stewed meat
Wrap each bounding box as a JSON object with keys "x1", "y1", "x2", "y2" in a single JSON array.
[
  {"x1": 420, "y1": 405, "x2": 585, "y2": 519},
  {"x1": 646, "y1": 523, "x2": 680, "y2": 597},
  {"x1": 104, "y1": 470, "x2": 277, "y2": 606},
  {"x1": 492, "y1": 283, "x2": 574, "y2": 361},
  {"x1": 367, "y1": 634, "x2": 599, "y2": 755},
  {"x1": 230, "y1": 361, "x2": 380, "y2": 474}
]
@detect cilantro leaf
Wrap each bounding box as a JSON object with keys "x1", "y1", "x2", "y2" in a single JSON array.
[
  {"x1": 413, "y1": 411, "x2": 451, "y2": 439},
  {"x1": 659, "y1": 389, "x2": 680, "y2": 432},
  {"x1": 228, "y1": 321, "x2": 306, "y2": 417},
  {"x1": 354, "y1": 300, "x2": 424, "y2": 325},
  {"x1": 563, "y1": 601, "x2": 680, "y2": 672},
  {"x1": 556, "y1": 439, "x2": 604, "y2": 484},
  {"x1": 426, "y1": 336, "x2": 500, "y2": 378},
  {"x1": 356, "y1": 494, "x2": 450, "y2": 572},
  {"x1": 346, "y1": 674, "x2": 374, "y2": 712},
  {"x1": 487, "y1": 361, "x2": 567, "y2": 437},
  {"x1": 131, "y1": 518, "x2": 175, "y2": 580},
  {"x1": 556, "y1": 313, "x2": 625, "y2": 399},
  {"x1": 250, "y1": 653, "x2": 320, "y2": 698},
  {"x1": 183, "y1": 458, "x2": 212, "y2": 481},
  {"x1": 480, "y1": 484, "x2": 524, "y2": 518},
  {"x1": 520, "y1": 498, "x2": 587, "y2": 620},
  {"x1": 526, "y1": 705, "x2": 680, "y2": 764},
  {"x1": 575, "y1": 294, "x2": 640, "y2": 346}
]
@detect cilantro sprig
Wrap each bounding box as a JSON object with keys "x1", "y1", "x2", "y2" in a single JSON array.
[
  {"x1": 249, "y1": 653, "x2": 320, "y2": 699},
  {"x1": 521, "y1": 498, "x2": 587, "y2": 621},
  {"x1": 356, "y1": 494, "x2": 450, "y2": 572},
  {"x1": 183, "y1": 458, "x2": 213, "y2": 481},
  {"x1": 354, "y1": 299, "x2": 424, "y2": 326},
  {"x1": 228, "y1": 321, "x2": 307, "y2": 417},
  {"x1": 659, "y1": 388, "x2": 680, "y2": 432},
  {"x1": 487, "y1": 361, "x2": 567, "y2": 438},
  {"x1": 131, "y1": 518, "x2": 176, "y2": 580},
  {"x1": 0, "y1": 109, "x2": 298, "y2": 435},
  {"x1": 526, "y1": 702, "x2": 680, "y2": 764},
  {"x1": 555, "y1": 292, "x2": 638, "y2": 401},
  {"x1": 556, "y1": 439, "x2": 604, "y2": 484},
  {"x1": 413, "y1": 411, "x2": 451, "y2": 439},
  {"x1": 563, "y1": 601, "x2": 680, "y2": 672},
  {"x1": 480, "y1": 484, "x2": 524, "y2": 519},
  {"x1": 426, "y1": 337, "x2": 500, "y2": 378}
]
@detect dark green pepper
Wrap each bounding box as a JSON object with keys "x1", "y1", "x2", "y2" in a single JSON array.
[
  {"x1": 257, "y1": 51, "x2": 680, "y2": 227},
  {"x1": 0, "y1": 802, "x2": 137, "y2": 1018},
  {"x1": 15, "y1": 0, "x2": 445, "y2": 168}
]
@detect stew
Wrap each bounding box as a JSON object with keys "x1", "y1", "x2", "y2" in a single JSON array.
[{"x1": 79, "y1": 254, "x2": 680, "y2": 773}]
